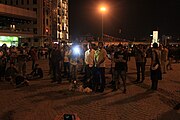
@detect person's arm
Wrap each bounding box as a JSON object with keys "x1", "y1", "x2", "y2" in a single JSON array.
[
  {"x1": 84, "y1": 51, "x2": 88, "y2": 65},
  {"x1": 30, "y1": 69, "x2": 35, "y2": 75}
]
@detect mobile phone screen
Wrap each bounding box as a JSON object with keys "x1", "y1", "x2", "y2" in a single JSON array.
[{"x1": 63, "y1": 114, "x2": 75, "y2": 120}]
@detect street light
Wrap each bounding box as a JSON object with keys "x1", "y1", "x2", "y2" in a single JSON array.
[{"x1": 100, "y1": 6, "x2": 106, "y2": 41}]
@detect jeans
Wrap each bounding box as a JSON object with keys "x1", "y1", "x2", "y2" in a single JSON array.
[
  {"x1": 151, "y1": 79, "x2": 158, "y2": 90},
  {"x1": 93, "y1": 67, "x2": 105, "y2": 92},
  {"x1": 114, "y1": 70, "x2": 126, "y2": 90},
  {"x1": 18, "y1": 61, "x2": 26, "y2": 76},
  {"x1": 136, "y1": 62, "x2": 145, "y2": 81},
  {"x1": 52, "y1": 62, "x2": 61, "y2": 82},
  {"x1": 70, "y1": 64, "x2": 77, "y2": 81},
  {"x1": 64, "y1": 62, "x2": 70, "y2": 79},
  {"x1": 32, "y1": 60, "x2": 36, "y2": 70},
  {"x1": 85, "y1": 65, "x2": 93, "y2": 81}
]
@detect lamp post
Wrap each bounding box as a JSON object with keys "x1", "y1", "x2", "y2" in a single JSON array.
[{"x1": 100, "y1": 6, "x2": 106, "y2": 41}]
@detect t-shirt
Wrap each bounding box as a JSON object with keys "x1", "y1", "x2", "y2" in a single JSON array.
[
  {"x1": 135, "y1": 48, "x2": 146, "y2": 62},
  {"x1": 114, "y1": 51, "x2": 127, "y2": 71},
  {"x1": 85, "y1": 49, "x2": 95, "y2": 67},
  {"x1": 64, "y1": 51, "x2": 70, "y2": 62},
  {"x1": 94, "y1": 48, "x2": 107, "y2": 67}
]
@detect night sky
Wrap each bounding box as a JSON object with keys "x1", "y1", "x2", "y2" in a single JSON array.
[{"x1": 69, "y1": 0, "x2": 180, "y2": 40}]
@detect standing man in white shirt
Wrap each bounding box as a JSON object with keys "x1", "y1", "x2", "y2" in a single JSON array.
[{"x1": 84, "y1": 42, "x2": 95, "y2": 88}]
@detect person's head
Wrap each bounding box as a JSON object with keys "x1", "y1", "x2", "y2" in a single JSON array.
[
  {"x1": 53, "y1": 43, "x2": 58, "y2": 49},
  {"x1": 87, "y1": 42, "x2": 93, "y2": 50},
  {"x1": 35, "y1": 64, "x2": 39, "y2": 68},
  {"x1": 138, "y1": 44, "x2": 143, "y2": 49},
  {"x1": 10, "y1": 63, "x2": 15, "y2": 68},
  {"x1": 98, "y1": 42, "x2": 104, "y2": 49},
  {"x1": 65, "y1": 45, "x2": 69, "y2": 50},
  {"x1": 117, "y1": 44, "x2": 123, "y2": 51},
  {"x1": 153, "y1": 43, "x2": 158, "y2": 49},
  {"x1": 2, "y1": 44, "x2": 7, "y2": 49},
  {"x1": 159, "y1": 44, "x2": 163, "y2": 50}
]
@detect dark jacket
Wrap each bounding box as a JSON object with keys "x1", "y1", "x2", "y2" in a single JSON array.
[{"x1": 51, "y1": 49, "x2": 62, "y2": 64}]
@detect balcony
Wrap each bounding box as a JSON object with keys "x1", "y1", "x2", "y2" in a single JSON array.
[{"x1": 0, "y1": 4, "x2": 36, "y2": 19}]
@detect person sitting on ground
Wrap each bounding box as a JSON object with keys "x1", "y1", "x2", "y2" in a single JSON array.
[
  {"x1": 5, "y1": 63, "x2": 18, "y2": 82},
  {"x1": 5, "y1": 63, "x2": 29, "y2": 87},
  {"x1": 15, "y1": 75, "x2": 29, "y2": 88},
  {"x1": 27, "y1": 64, "x2": 43, "y2": 80}
]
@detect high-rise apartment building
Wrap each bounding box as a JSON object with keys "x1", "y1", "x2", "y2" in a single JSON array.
[{"x1": 0, "y1": 0, "x2": 69, "y2": 47}]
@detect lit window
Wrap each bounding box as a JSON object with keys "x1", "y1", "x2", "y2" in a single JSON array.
[
  {"x1": 60, "y1": 32, "x2": 62, "y2": 39},
  {"x1": 66, "y1": 33, "x2": 69, "y2": 40},
  {"x1": 60, "y1": 25, "x2": 62, "y2": 31},
  {"x1": 66, "y1": 27, "x2": 68, "y2": 32},
  {"x1": 57, "y1": 31, "x2": 60, "y2": 38},
  {"x1": 10, "y1": 24, "x2": 16, "y2": 29}
]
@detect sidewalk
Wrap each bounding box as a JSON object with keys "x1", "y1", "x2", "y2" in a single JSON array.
[{"x1": 0, "y1": 58, "x2": 179, "y2": 120}]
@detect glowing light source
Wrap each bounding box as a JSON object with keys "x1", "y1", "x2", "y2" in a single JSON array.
[
  {"x1": 100, "y1": 7, "x2": 106, "y2": 12},
  {"x1": 45, "y1": 28, "x2": 49, "y2": 33},
  {"x1": 151, "y1": 31, "x2": 159, "y2": 47},
  {"x1": 73, "y1": 45, "x2": 80, "y2": 55},
  {"x1": 99, "y1": 5, "x2": 107, "y2": 40}
]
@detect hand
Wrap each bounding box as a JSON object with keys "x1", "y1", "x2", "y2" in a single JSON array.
[{"x1": 96, "y1": 63, "x2": 100, "y2": 67}]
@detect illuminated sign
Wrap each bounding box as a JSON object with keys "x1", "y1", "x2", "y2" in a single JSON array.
[
  {"x1": 151, "y1": 31, "x2": 159, "y2": 46},
  {"x1": 0, "y1": 36, "x2": 19, "y2": 47},
  {"x1": 153, "y1": 31, "x2": 158, "y2": 42}
]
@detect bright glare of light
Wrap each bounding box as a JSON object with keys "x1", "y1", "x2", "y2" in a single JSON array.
[
  {"x1": 53, "y1": 42, "x2": 59, "y2": 44},
  {"x1": 100, "y1": 7, "x2": 106, "y2": 12},
  {"x1": 73, "y1": 45, "x2": 80, "y2": 55}
]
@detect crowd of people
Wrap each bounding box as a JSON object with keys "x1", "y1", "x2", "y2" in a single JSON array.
[
  {"x1": 47, "y1": 41, "x2": 180, "y2": 93},
  {"x1": 0, "y1": 44, "x2": 43, "y2": 87},
  {"x1": 0, "y1": 42, "x2": 179, "y2": 92}
]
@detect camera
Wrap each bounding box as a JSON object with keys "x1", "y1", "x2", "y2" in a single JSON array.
[{"x1": 63, "y1": 114, "x2": 75, "y2": 120}]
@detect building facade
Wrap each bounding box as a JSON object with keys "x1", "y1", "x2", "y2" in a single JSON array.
[{"x1": 0, "y1": 0, "x2": 69, "y2": 47}]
